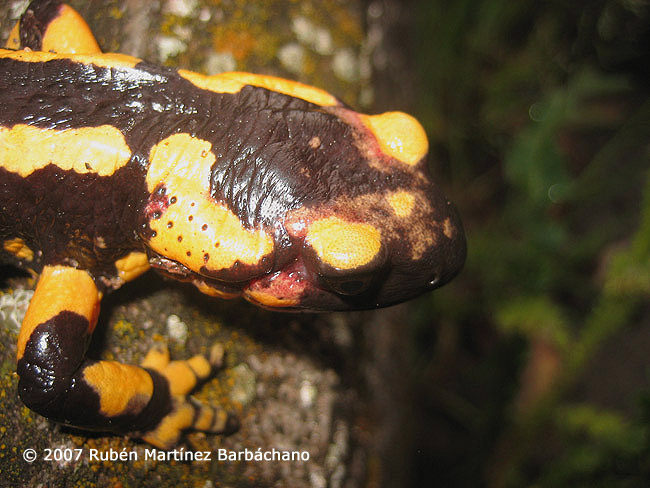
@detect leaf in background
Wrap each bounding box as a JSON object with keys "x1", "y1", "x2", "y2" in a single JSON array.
[{"x1": 495, "y1": 295, "x2": 571, "y2": 350}]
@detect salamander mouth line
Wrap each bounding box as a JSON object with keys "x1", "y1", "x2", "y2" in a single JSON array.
[{"x1": 147, "y1": 250, "x2": 305, "y2": 292}]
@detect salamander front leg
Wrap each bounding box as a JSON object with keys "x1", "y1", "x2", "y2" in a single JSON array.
[{"x1": 16, "y1": 265, "x2": 237, "y2": 448}]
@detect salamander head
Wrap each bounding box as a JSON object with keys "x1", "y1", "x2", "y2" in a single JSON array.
[{"x1": 141, "y1": 86, "x2": 465, "y2": 311}]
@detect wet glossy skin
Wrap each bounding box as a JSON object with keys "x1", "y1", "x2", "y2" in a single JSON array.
[
  {"x1": 0, "y1": 0, "x2": 465, "y2": 448},
  {"x1": 0, "y1": 49, "x2": 465, "y2": 310}
]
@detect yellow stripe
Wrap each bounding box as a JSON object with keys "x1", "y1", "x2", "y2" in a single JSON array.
[
  {"x1": 0, "y1": 124, "x2": 132, "y2": 177},
  {"x1": 179, "y1": 70, "x2": 339, "y2": 107},
  {"x1": 0, "y1": 48, "x2": 139, "y2": 70}
]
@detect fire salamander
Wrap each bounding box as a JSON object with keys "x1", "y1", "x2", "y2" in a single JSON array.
[{"x1": 0, "y1": 0, "x2": 465, "y2": 448}]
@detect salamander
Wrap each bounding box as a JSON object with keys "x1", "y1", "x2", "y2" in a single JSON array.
[{"x1": 0, "y1": 0, "x2": 466, "y2": 448}]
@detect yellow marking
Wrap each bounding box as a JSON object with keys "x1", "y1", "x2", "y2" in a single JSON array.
[
  {"x1": 187, "y1": 355, "x2": 212, "y2": 379},
  {"x1": 141, "y1": 400, "x2": 195, "y2": 449},
  {"x1": 141, "y1": 346, "x2": 170, "y2": 371},
  {"x1": 159, "y1": 360, "x2": 199, "y2": 396},
  {"x1": 5, "y1": 23, "x2": 20, "y2": 50},
  {"x1": 360, "y1": 112, "x2": 429, "y2": 166},
  {"x1": 115, "y1": 252, "x2": 150, "y2": 282},
  {"x1": 179, "y1": 70, "x2": 339, "y2": 107},
  {"x1": 443, "y1": 218, "x2": 455, "y2": 239},
  {"x1": 143, "y1": 346, "x2": 211, "y2": 395},
  {"x1": 94, "y1": 236, "x2": 107, "y2": 249},
  {"x1": 193, "y1": 405, "x2": 216, "y2": 431},
  {"x1": 0, "y1": 48, "x2": 139, "y2": 70},
  {"x1": 41, "y1": 3, "x2": 102, "y2": 54},
  {"x1": 3, "y1": 238, "x2": 34, "y2": 261},
  {"x1": 210, "y1": 408, "x2": 231, "y2": 432},
  {"x1": 245, "y1": 289, "x2": 300, "y2": 308},
  {"x1": 154, "y1": 354, "x2": 211, "y2": 397},
  {"x1": 145, "y1": 133, "x2": 215, "y2": 193},
  {"x1": 146, "y1": 133, "x2": 274, "y2": 274},
  {"x1": 309, "y1": 136, "x2": 321, "y2": 149},
  {"x1": 0, "y1": 124, "x2": 131, "y2": 177},
  {"x1": 83, "y1": 361, "x2": 153, "y2": 417},
  {"x1": 306, "y1": 217, "x2": 381, "y2": 270},
  {"x1": 194, "y1": 405, "x2": 230, "y2": 432},
  {"x1": 4, "y1": 4, "x2": 99, "y2": 54},
  {"x1": 193, "y1": 280, "x2": 240, "y2": 299},
  {"x1": 387, "y1": 191, "x2": 416, "y2": 218},
  {"x1": 17, "y1": 265, "x2": 101, "y2": 361}
]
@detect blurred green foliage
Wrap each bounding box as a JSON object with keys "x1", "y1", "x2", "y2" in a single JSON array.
[{"x1": 409, "y1": 0, "x2": 650, "y2": 485}]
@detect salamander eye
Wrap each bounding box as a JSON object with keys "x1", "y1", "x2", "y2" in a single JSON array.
[{"x1": 320, "y1": 274, "x2": 374, "y2": 296}]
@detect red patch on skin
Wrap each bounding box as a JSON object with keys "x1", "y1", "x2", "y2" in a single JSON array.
[
  {"x1": 245, "y1": 259, "x2": 309, "y2": 303},
  {"x1": 143, "y1": 184, "x2": 171, "y2": 222}
]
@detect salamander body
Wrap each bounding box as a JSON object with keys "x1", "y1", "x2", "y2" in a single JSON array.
[{"x1": 0, "y1": 0, "x2": 465, "y2": 447}]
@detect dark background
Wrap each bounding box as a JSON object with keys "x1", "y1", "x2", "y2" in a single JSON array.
[{"x1": 396, "y1": 0, "x2": 650, "y2": 486}]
